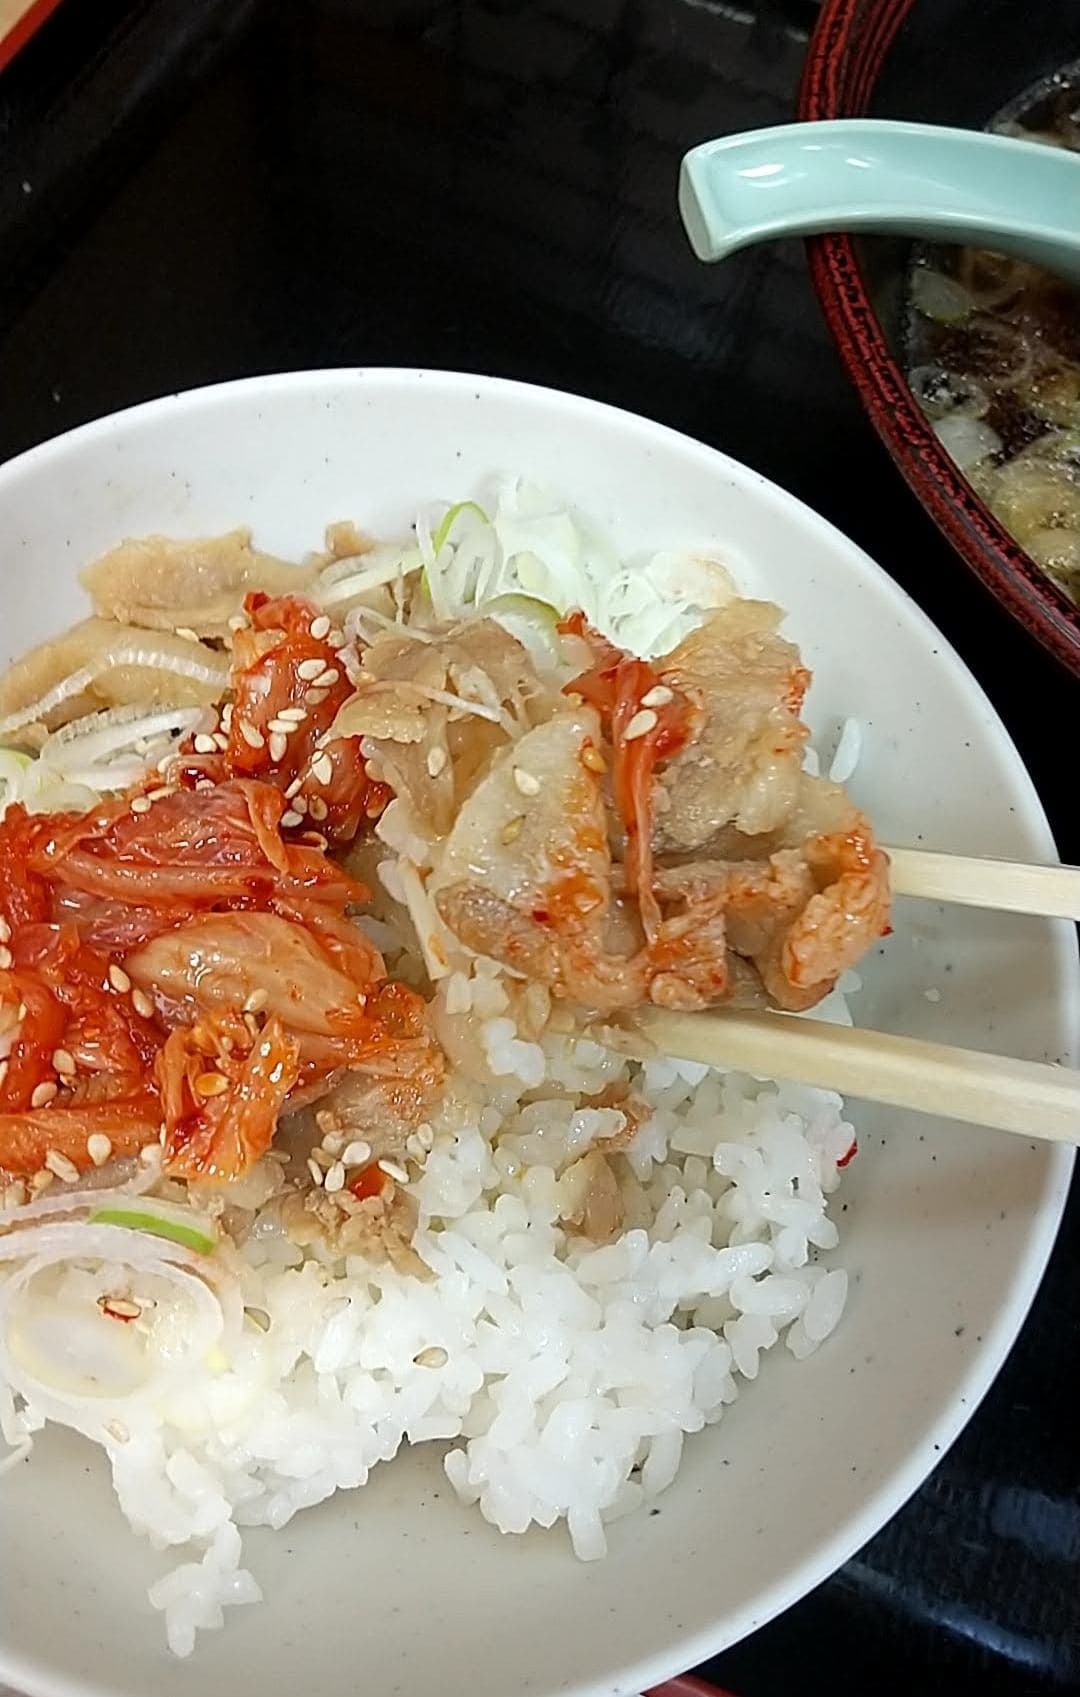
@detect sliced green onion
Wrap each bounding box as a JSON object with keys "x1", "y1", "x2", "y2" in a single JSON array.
[
  {"x1": 483, "y1": 593, "x2": 563, "y2": 662},
  {"x1": 910, "y1": 266, "x2": 974, "y2": 326},
  {"x1": 432, "y1": 500, "x2": 489, "y2": 557},
  {"x1": 88, "y1": 1207, "x2": 217, "y2": 1256}
]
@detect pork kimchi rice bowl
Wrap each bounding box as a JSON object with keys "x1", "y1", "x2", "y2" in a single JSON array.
[{"x1": 0, "y1": 481, "x2": 886, "y2": 1657}]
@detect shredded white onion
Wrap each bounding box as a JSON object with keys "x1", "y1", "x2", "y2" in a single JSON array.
[
  {"x1": 828, "y1": 719, "x2": 863, "y2": 785},
  {"x1": 395, "y1": 857, "x2": 452, "y2": 981},
  {"x1": 2, "y1": 704, "x2": 206, "y2": 820},
  {"x1": 346, "y1": 605, "x2": 434, "y2": 643},
  {"x1": 45, "y1": 705, "x2": 203, "y2": 769},
  {"x1": 0, "y1": 645, "x2": 228, "y2": 741},
  {"x1": 315, "y1": 544, "x2": 422, "y2": 608}
]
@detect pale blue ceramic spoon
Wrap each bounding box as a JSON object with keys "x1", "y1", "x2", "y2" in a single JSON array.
[{"x1": 679, "y1": 119, "x2": 1080, "y2": 281}]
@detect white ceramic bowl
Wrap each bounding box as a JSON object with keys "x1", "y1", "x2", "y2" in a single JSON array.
[{"x1": 0, "y1": 370, "x2": 1075, "y2": 1697}]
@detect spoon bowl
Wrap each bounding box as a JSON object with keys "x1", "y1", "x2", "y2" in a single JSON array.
[{"x1": 679, "y1": 118, "x2": 1080, "y2": 282}]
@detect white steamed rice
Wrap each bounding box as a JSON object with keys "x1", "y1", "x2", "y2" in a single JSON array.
[{"x1": 2, "y1": 997, "x2": 857, "y2": 1656}]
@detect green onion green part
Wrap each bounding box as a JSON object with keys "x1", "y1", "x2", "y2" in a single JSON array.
[{"x1": 89, "y1": 1207, "x2": 217, "y2": 1256}]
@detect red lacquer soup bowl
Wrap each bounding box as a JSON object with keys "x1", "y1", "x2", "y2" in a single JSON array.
[{"x1": 799, "y1": 0, "x2": 1080, "y2": 673}]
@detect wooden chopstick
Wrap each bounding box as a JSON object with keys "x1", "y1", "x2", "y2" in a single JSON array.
[
  {"x1": 589, "y1": 846, "x2": 1080, "y2": 1142},
  {"x1": 600, "y1": 1007, "x2": 1080, "y2": 1143},
  {"x1": 886, "y1": 845, "x2": 1080, "y2": 922}
]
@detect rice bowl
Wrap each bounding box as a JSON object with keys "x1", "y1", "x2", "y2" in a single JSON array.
[{"x1": 0, "y1": 371, "x2": 1074, "y2": 1697}]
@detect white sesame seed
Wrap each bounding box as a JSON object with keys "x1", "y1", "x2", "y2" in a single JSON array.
[
  {"x1": 328, "y1": 628, "x2": 347, "y2": 649},
  {"x1": 623, "y1": 708, "x2": 658, "y2": 741},
  {"x1": 44, "y1": 1147, "x2": 79, "y2": 1182},
  {"x1": 378, "y1": 1159, "x2": 409, "y2": 1184},
  {"x1": 304, "y1": 686, "x2": 329, "y2": 706},
  {"x1": 268, "y1": 732, "x2": 288, "y2": 763},
  {"x1": 228, "y1": 612, "x2": 249, "y2": 632},
  {"x1": 130, "y1": 796, "x2": 152, "y2": 815},
  {"x1": 414, "y1": 1346, "x2": 449, "y2": 1368},
  {"x1": 406, "y1": 1134, "x2": 425, "y2": 1160},
  {"x1": 416, "y1": 1121, "x2": 434, "y2": 1150},
  {"x1": 221, "y1": 703, "x2": 234, "y2": 729},
  {"x1": 342, "y1": 1139, "x2": 372, "y2": 1166},
  {"x1": 513, "y1": 766, "x2": 541, "y2": 796},
  {"x1": 0, "y1": 946, "x2": 12, "y2": 970},
  {"x1": 87, "y1": 1133, "x2": 113, "y2": 1167},
  {"x1": 640, "y1": 684, "x2": 674, "y2": 708},
  {"x1": 284, "y1": 776, "x2": 303, "y2": 799},
  {"x1": 426, "y1": 746, "x2": 447, "y2": 777},
  {"x1": 292, "y1": 795, "x2": 309, "y2": 815},
  {"x1": 0, "y1": 1061, "x2": 9, "y2": 1090},
  {"x1": 278, "y1": 705, "x2": 307, "y2": 722},
  {"x1": 30, "y1": 1169, "x2": 54, "y2": 1193},
  {"x1": 99, "y1": 1296, "x2": 141, "y2": 1320},
  {"x1": 132, "y1": 988, "x2": 154, "y2": 1019},
  {"x1": 2, "y1": 1179, "x2": 28, "y2": 1210},
  {"x1": 324, "y1": 1160, "x2": 346, "y2": 1193},
  {"x1": 306, "y1": 1157, "x2": 324, "y2": 1187},
  {"x1": 139, "y1": 1142, "x2": 163, "y2": 1168},
  {"x1": 297, "y1": 657, "x2": 325, "y2": 681},
  {"x1": 311, "y1": 753, "x2": 333, "y2": 786},
  {"x1": 108, "y1": 964, "x2": 132, "y2": 993},
  {"x1": 31, "y1": 1081, "x2": 59, "y2": 1108},
  {"x1": 313, "y1": 667, "x2": 339, "y2": 689},
  {"x1": 267, "y1": 717, "x2": 299, "y2": 736},
  {"x1": 193, "y1": 733, "x2": 217, "y2": 754},
  {"x1": 174, "y1": 627, "x2": 200, "y2": 642},
  {"x1": 104, "y1": 1418, "x2": 130, "y2": 1443},
  {"x1": 302, "y1": 830, "x2": 328, "y2": 849},
  {"x1": 213, "y1": 731, "x2": 229, "y2": 751},
  {"x1": 243, "y1": 989, "x2": 269, "y2": 1012},
  {"x1": 146, "y1": 786, "x2": 173, "y2": 802},
  {"x1": 280, "y1": 809, "x2": 303, "y2": 829},
  {"x1": 239, "y1": 720, "x2": 265, "y2": 749},
  {"x1": 310, "y1": 615, "x2": 331, "y2": 641},
  {"x1": 195, "y1": 778, "x2": 215, "y2": 792},
  {"x1": 52, "y1": 1048, "x2": 76, "y2": 1076},
  {"x1": 0, "y1": 917, "x2": 11, "y2": 942},
  {"x1": 308, "y1": 796, "x2": 328, "y2": 822}
]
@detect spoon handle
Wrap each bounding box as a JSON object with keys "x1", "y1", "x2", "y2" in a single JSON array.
[{"x1": 679, "y1": 119, "x2": 1080, "y2": 282}]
